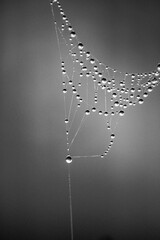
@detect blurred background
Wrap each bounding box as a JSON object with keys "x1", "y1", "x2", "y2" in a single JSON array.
[{"x1": 1, "y1": 0, "x2": 160, "y2": 239}]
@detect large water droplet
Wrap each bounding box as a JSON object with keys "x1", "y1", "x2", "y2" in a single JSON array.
[
  {"x1": 101, "y1": 78, "x2": 107, "y2": 84},
  {"x1": 85, "y1": 109, "x2": 90, "y2": 115},
  {"x1": 70, "y1": 31, "x2": 76, "y2": 38},
  {"x1": 78, "y1": 43, "x2": 84, "y2": 50},
  {"x1": 66, "y1": 155, "x2": 72, "y2": 163},
  {"x1": 138, "y1": 99, "x2": 144, "y2": 104},
  {"x1": 111, "y1": 133, "x2": 115, "y2": 139},
  {"x1": 157, "y1": 63, "x2": 160, "y2": 72},
  {"x1": 119, "y1": 110, "x2": 125, "y2": 116}
]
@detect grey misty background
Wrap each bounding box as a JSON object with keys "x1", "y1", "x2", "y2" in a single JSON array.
[{"x1": 1, "y1": 0, "x2": 160, "y2": 239}]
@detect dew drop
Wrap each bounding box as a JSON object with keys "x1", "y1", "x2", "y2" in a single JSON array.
[
  {"x1": 104, "y1": 111, "x2": 108, "y2": 116},
  {"x1": 119, "y1": 110, "x2": 125, "y2": 116},
  {"x1": 143, "y1": 92, "x2": 148, "y2": 98},
  {"x1": 65, "y1": 118, "x2": 69, "y2": 123},
  {"x1": 101, "y1": 78, "x2": 107, "y2": 84},
  {"x1": 78, "y1": 43, "x2": 84, "y2": 50},
  {"x1": 111, "y1": 133, "x2": 115, "y2": 139},
  {"x1": 66, "y1": 155, "x2": 72, "y2": 163},
  {"x1": 63, "y1": 88, "x2": 67, "y2": 93},
  {"x1": 147, "y1": 86, "x2": 153, "y2": 92},
  {"x1": 112, "y1": 92, "x2": 117, "y2": 98},
  {"x1": 138, "y1": 99, "x2": 144, "y2": 104},
  {"x1": 85, "y1": 109, "x2": 90, "y2": 115},
  {"x1": 92, "y1": 107, "x2": 96, "y2": 112},
  {"x1": 157, "y1": 63, "x2": 160, "y2": 72},
  {"x1": 69, "y1": 80, "x2": 73, "y2": 85},
  {"x1": 86, "y1": 51, "x2": 91, "y2": 58},
  {"x1": 114, "y1": 101, "x2": 119, "y2": 107},
  {"x1": 68, "y1": 25, "x2": 73, "y2": 31},
  {"x1": 90, "y1": 58, "x2": 95, "y2": 64},
  {"x1": 70, "y1": 31, "x2": 76, "y2": 38}
]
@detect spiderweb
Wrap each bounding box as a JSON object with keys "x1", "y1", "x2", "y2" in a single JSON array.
[
  {"x1": 50, "y1": 0, "x2": 160, "y2": 162},
  {"x1": 50, "y1": 0, "x2": 160, "y2": 239}
]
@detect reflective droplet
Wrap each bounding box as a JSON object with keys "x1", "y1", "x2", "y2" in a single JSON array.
[
  {"x1": 82, "y1": 66, "x2": 87, "y2": 71},
  {"x1": 107, "y1": 125, "x2": 111, "y2": 130},
  {"x1": 112, "y1": 92, "x2": 117, "y2": 98},
  {"x1": 65, "y1": 118, "x2": 69, "y2": 123},
  {"x1": 66, "y1": 131, "x2": 69, "y2": 135},
  {"x1": 98, "y1": 110, "x2": 103, "y2": 115},
  {"x1": 68, "y1": 25, "x2": 73, "y2": 31},
  {"x1": 90, "y1": 58, "x2": 95, "y2": 64},
  {"x1": 69, "y1": 80, "x2": 73, "y2": 85},
  {"x1": 85, "y1": 110, "x2": 90, "y2": 115},
  {"x1": 114, "y1": 101, "x2": 119, "y2": 107},
  {"x1": 101, "y1": 155, "x2": 104, "y2": 158},
  {"x1": 104, "y1": 111, "x2": 108, "y2": 116},
  {"x1": 78, "y1": 43, "x2": 84, "y2": 50},
  {"x1": 66, "y1": 155, "x2": 72, "y2": 163},
  {"x1": 130, "y1": 87, "x2": 135, "y2": 93},
  {"x1": 143, "y1": 92, "x2": 148, "y2": 98},
  {"x1": 101, "y1": 78, "x2": 107, "y2": 84},
  {"x1": 70, "y1": 31, "x2": 76, "y2": 38},
  {"x1": 157, "y1": 63, "x2": 160, "y2": 72},
  {"x1": 86, "y1": 51, "x2": 90, "y2": 58},
  {"x1": 62, "y1": 15, "x2": 67, "y2": 20},
  {"x1": 63, "y1": 88, "x2": 67, "y2": 93},
  {"x1": 119, "y1": 110, "x2": 125, "y2": 116},
  {"x1": 76, "y1": 94, "x2": 80, "y2": 99},
  {"x1": 147, "y1": 86, "x2": 153, "y2": 92},
  {"x1": 80, "y1": 61, "x2": 84, "y2": 66},
  {"x1": 138, "y1": 99, "x2": 144, "y2": 104},
  {"x1": 92, "y1": 107, "x2": 96, "y2": 112},
  {"x1": 111, "y1": 133, "x2": 115, "y2": 139}
]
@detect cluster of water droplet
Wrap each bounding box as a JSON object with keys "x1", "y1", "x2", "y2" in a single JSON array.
[{"x1": 51, "y1": 1, "x2": 160, "y2": 163}]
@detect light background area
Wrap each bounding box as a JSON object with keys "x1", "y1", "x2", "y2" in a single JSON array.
[{"x1": 1, "y1": 0, "x2": 160, "y2": 239}]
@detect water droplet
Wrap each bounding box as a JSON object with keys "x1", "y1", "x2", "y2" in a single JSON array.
[
  {"x1": 62, "y1": 15, "x2": 67, "y2": 20},
  {"x1": 157, "y1": 63, "x2": 160, "y2": 72},
  {"x1": 104, "y1": 111, "x2": 108, "y2": 116},
  {"x1": 143, "y1": 92, "x2": 148, "y2": 98},
  {"x1": 112, "y1": 92, "x2": 117, "y2": 98},
  {"x1": 101, "y1": 78, "x2": 107, "y2": 84},
  {"x1": 78, "y1": 43, "x2": 84, "y2": 50},
  {"x1": 69, "y1": 80, "x2": 73, "y2": 85},
  {"x1": 138, "y1": 99, "x2": 144, "y2": 104},
  {"x1": 147, "y1": 86, "x2": 153, "y2": 92},
  {"x1": 82, "y1": 66, "x2": 87, "y2": 71},
  {"x1": 76, "y1": 94, "x2": 80, "y2": 99},
  {"x1": 111, "y1": 133, "x2": 115, "y2": 139},
  {"x1": 98, "y1": 110, "x2": 103, "y2": 115},
  {"x1": 68, "y1": 25, "x2": 73, "y2": 31},
  {"x1": 86, "y1": 51, "x2": 90, "y2": 58},
  {"x1": 65, "y1": 118, "x2": 69, "y2": 123},
  {"x1": 80, "y1": 61, "x2": 84, "y2": 66},
  {"x1": 130, "y1": 87, "x2": 135, "y2": 93},
  {"x1": 63, "y1": 88, "x2": 67, "y2": 93},
  {"x1": 119, "y1": 110, "x2": 125, "y2": 116},
  {"x1": 66, "y1": 131, "x2": 69, "y2": 135},
  {"x1": 114, "y1": 101, "x2": 119, "y2": 107},
  {"x1": 85, "y1": 110, "x2": 90, "y2": 115},
  {"x1": 66, "y1": 155, "x2": 72, "y2": 163},
  {"x1": 101, "y1": 155, "x2": 104, "y2": 158},
  {"x1": 92, "y1": 107, "x2": 96, "y2": 112},
  {"x1": 90, "y1": 58, "x2": 95, "y2": 64},
  {"x1": 70, "y1": 31, "x2": 76, "y2": 38}
]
